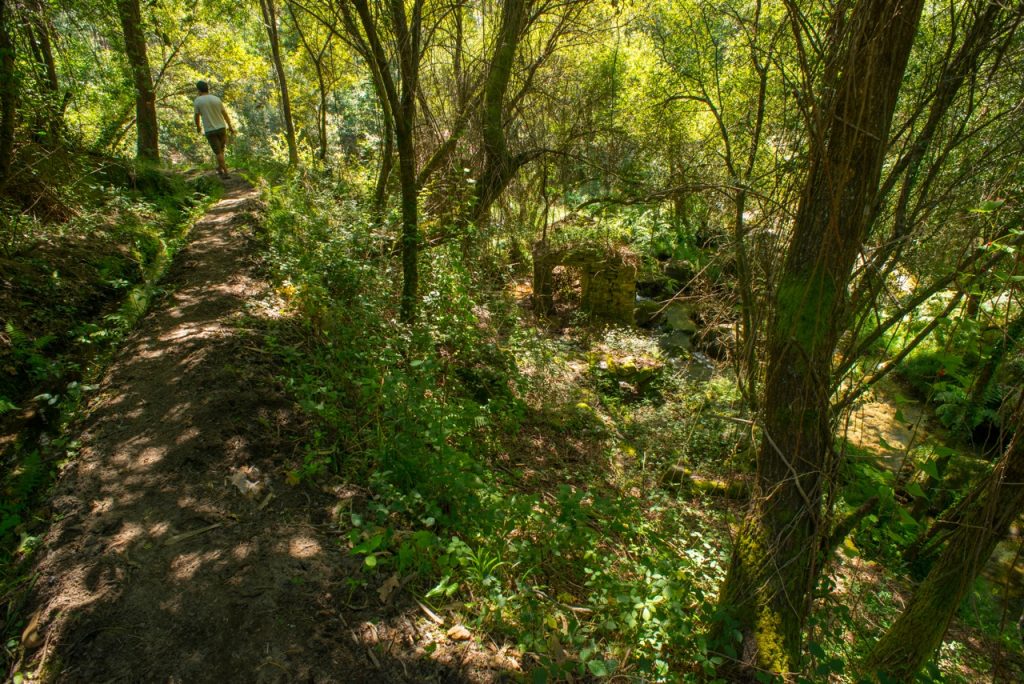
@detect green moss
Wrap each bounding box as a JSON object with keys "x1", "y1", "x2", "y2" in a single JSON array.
[
  {"x1": 756, "y1": 604, "x2": 790, "y2": 672},
  {"x1": 774, "y1": 273, "x2": 837, "y2": 356},
  {"x1": 730, "y1": 518, "x2": 796, "y2": 673}
]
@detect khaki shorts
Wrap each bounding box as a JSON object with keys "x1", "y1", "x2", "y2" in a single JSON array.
[{"x1": 205, "y1": 127, "x2": 227, "y2": 154}]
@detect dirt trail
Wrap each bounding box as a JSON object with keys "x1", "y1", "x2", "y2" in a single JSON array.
[{"x1": 19, "y1": 176, "x2": 495, "y2": 683}]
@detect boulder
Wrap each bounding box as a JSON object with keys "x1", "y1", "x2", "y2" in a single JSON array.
[
  {"x1": 664, "y1": 301, "x2": 698, "y2": 333},
  {"x1": 660, "y1": 330, "x2": 693, "y2": 356},
  {"x1": 661, "y1": 466, "x2": 749, "y2": 499},
  {"x1": 592, "y1": 351, "x2": 665, "y2": 388},
  {"x1": 663, "y1": 259, "x2": 694, "y2": 283},
  {"x1": 634, "y1": 297, "x2": 664, "y2": 327}
]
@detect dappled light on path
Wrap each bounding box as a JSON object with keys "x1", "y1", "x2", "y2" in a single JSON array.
[{"x1": 24, "y1": 175, "x2": 493, "y2": 682}]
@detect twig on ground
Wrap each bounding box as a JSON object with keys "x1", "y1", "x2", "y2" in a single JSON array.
[{"x1": 163, "y1": 522, "x2": 222, "y2": 546}]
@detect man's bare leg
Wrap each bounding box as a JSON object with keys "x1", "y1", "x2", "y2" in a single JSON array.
[{"x1": 216, "y1": 149, "x2": 228, "y2": 176}]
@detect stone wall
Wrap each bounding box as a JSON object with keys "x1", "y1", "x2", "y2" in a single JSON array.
[{"x1": 533, "y1": 241, "x2": 637, "y2": 324}]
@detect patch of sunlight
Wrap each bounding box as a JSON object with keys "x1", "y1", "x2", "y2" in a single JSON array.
[
  {"x1": 89, "y1": 497, "x2": 115, "y2": 515},
  {"x1": 124, "y1": 406, "x2": 147, "y2": 420},
  {"x1": 232, "y1": 542, "x2": 254, "y2": 560},
  {"x1": 136, "y1": 446, "x2": 167, "y2": 469},
  {"x1": 161, "y1": 323, "x2": 224, "y2": 342},
  {"x1": 148, "y1": 521, "x2": 171, "y2": 538},
  {"x1": 170, "y1": 549, "x2": 222, "y2": 581},
  {"x1": 59, "y1": 565, "x2": 111, "y2": 609},
  {"x1": 287, "y1": 535, "x2": 321, "y2": 559},
  {"x1": 176, "y1": 427, "x2": 200, "y2": 444},
  {"x1": 110, "y1": 522, "x2": 143, "y2": 549}
]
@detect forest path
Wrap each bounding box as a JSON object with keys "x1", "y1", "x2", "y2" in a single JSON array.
[{"x1": 19, "y1": 176, "x2": 480, "y2": 683}]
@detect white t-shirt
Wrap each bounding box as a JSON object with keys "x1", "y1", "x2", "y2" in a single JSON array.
[{"x1": 194, "y1": 94, "x2": 227, "y2": 133}]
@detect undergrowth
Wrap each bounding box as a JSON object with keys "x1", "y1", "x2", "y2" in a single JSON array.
[
  {"x1": 253, "y1": 169, "x2": 750, "y2": 681},
  {"x1": 247, "y1": 166, "x2": 1024, "y2": 682}
]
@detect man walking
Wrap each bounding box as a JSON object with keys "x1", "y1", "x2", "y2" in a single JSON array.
[{"x1": 193, "y1": 81, "x2": 235, "y2": 178}]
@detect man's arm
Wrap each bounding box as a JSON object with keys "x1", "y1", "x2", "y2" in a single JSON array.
[
  {"x1": 194, "y1": 111, "x2": 202, "y2": 134},
  {"x1": 222, "y1": 104, "x2": 235, "y2": 134}
]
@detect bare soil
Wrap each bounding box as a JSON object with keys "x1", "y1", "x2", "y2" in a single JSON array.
[{"x1": 18, "y1": 176, "x2": 513, "y2": 683}]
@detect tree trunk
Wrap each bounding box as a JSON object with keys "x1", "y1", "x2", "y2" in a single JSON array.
[
  {"x1": 259, "y1": 0, "x2": 299, "y2": 166},
  {"x1": 714, "y1": 0, "x2": 925, "y2": 675},
  {"x1": 395, "y1": 123, "x2": 418, "y2": 323},
  {"x1": 866, "y1": 395, "x2": 1024, "y2": 679},
  {"x1": 337, "y1": 1, "x2": 394, "y2": 220},
  {"x1": 116, "y1": 0, "x2": 159, "y2": 162},
  {"x1": 389, "y1": 0, "x2": 421, "y2": 323},
  {"x1": 470, "y1": 0, "x2": 531, "y2": 224},
  {"x1": 350, "y1": 0, "x2": 423, "y2": 322},
  {"x1": 285, "y1": 1, "x2": 329, "y2": 161},
  {"x1": 316, "y1": 64, "x2": 328, "y2": 160},
  {"x1": 848, "y1": 0, "x2": 1013, "y2": 328},
  {"x1": 25, "y1": 0, "x2": 61, "y2": 141},
  {"x1": 0, "y1": 0, "x2": 16, "y2": 183},
  {"x1": 367, "y1": 59, "x2": 394, "y2": 220}
]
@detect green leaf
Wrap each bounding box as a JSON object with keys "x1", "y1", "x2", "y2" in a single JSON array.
[
  {"x1": 364, "y1": 554, "x2": 378, "y2": 568},
  {"x1": 352, "y1": 533, "x2": 384, "y2": 555},
  {"x1": 974, "y1": 199, "x2": 1005, "y2": 212},
  {"x1": 920, "y1": 459, "x2": 940, "y2": 480},
  {"x1": 587, "y1": 660, "x2": 609, "y2": 677},
  {"x1": 897, "y1": 506, "x2": 918, "y2": 528},
  {"x1": 906, "y1": 482, "x2": 926, "y2": 498}
]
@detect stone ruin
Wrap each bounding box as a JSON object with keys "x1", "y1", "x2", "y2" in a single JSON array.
[
  {"x1": 530, "y1": 239, "x2": 713, "y2": 361},
  {"x1": 532, "y1": 240, "x2": 638, "y2": 324}
]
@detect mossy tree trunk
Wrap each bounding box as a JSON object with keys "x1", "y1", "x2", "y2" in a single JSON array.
[
  {"x1": 714, "y1": 0, "x2": 924, "y2": 675},
  {"x1": 470, "y1": 0, "x2": 532, "y2": 224},
  {"x1": 116, "y1": 0, "x2": 159, "y2": 162},
  {"x1": 866, "y1": 395, "x2": 1024, "y2": 679}
]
